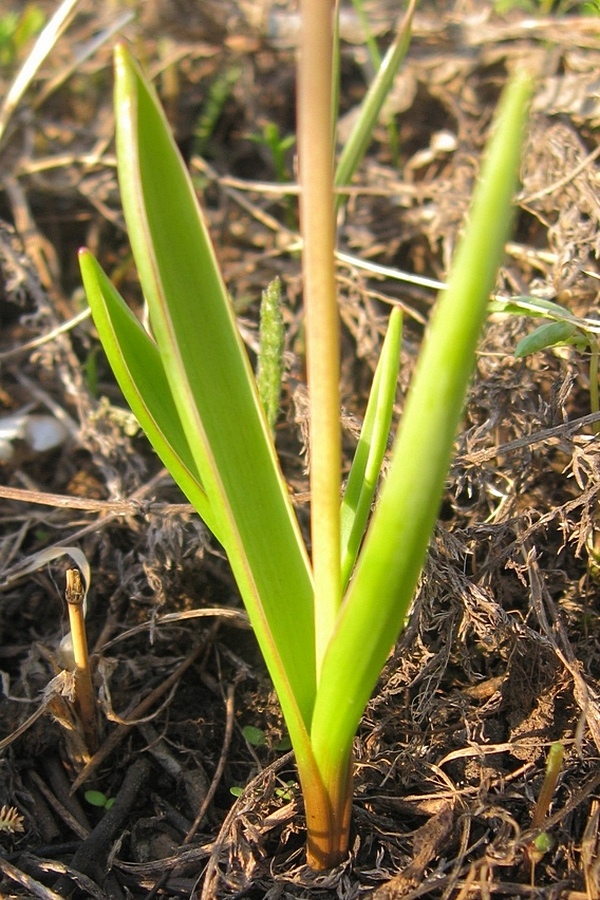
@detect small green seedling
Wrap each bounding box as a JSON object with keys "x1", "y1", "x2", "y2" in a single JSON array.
[
  {"x1": 194, "y1": 64, "x2": 241, "y2": 158},
  {"x1": 79, "y1": 5, "x2": 531, "y2": 868},
  {"x1": 0, "y1": 4, "x2": 45, "y2": 67},
  {"x1": 249, "y1": 122, "x2": 295, "y2": 185},
  {"x1": 84, "y1": 789, "x2": 116, "y2": 811},
  {"x1": 242, "y1": 724, "x2": 291, "y2": 751},
  {"x1": 242, "y1": 725, "x2": 267, "y2": 748},
  {"x1": 249, "y1": 124, "x2": 296, "y2": 227},
  {"x1": 230, "y1": 779, "x2": 295, "y2": 801},
  {"x1": 492, "y1": 295, "x2": 600, "y2": 432},
  {"x1": 526, "y1": 742, "x2": 564, "y2": 868},
  {"x1": 275, "y1": 780, "x2": 296, "y2": 801},
  {"x1": 0, "y1": 805, "x2": 25, "y2": 834}
]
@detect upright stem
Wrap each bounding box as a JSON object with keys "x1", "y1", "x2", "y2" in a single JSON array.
[
  {"x1": 297, "y1": 0, "x2": 341, "y2": 677},
  {"x1": 65, "y1": 568, "x2": 98, "y2": 755},
  {"x1": 589, "y1": 336, "x2": 599, "y2": 435},
  {"x1": 296, "y1": 0, "x2": 354, "y2": 868}
]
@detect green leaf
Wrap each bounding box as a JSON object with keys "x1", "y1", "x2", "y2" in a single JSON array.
[
  {"x1": 242, "y1": 725, "x2": 266, "y2": 747},
  {"x1": 533, "y1": 831, "x2": 553, "y2": 854},
  {"x1": 515, "y1": 321, "x2": 580, "y2": 357},
  {"x1": 334, "y1": 0, "x2": 416, "y2": 210},
  {"x1": 79, "y1": 251, "x2": 223, "y2": 541},
  {"x1": 85, "y1": 790, "x2": 108, "y2": 808},
  {"x1": 311, "y1": 69, "x2": 533, "y2": 790},
  {"x1": 81, "y1": 47, "x2": 321, "y2": 786},
  {"x1": 340, "y1": 306, "x2": 402, "y2": 589},
  {"x1": 489, "y1": 295, "x2": 576, "y2": 320}
]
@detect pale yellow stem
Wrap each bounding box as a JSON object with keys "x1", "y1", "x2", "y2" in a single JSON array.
[
  {"x1": 65, "y1": 568, "x2": 98, "y2": 754},
  {"x1": 297, "y1": 0, "x2": 341, "y2": 677}
]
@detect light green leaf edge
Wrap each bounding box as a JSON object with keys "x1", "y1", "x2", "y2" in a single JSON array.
[
  {"x1": 311, "y1": 70, "x2": 534, "y2": 786},
  {"x1": 340, "y1": 306, "x2": 402, "y2": 590}
]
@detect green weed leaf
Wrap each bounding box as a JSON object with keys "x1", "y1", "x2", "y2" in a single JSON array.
[
  {"x1": 515, "y1": 321, "x2": 582, "y2": 357},
  {"x1": 242, "y1": 725, "x2": 266, "y2": 747}
]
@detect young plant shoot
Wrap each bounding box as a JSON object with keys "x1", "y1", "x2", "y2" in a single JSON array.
[{"x1": 79, "y1": 6, "x2": 531, "y2": 869}]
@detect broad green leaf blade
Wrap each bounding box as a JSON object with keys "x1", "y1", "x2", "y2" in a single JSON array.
[
  {"x1": 79, "y1": 250, "x2": 224, "y2": 541},
  {"x1": 515, "y1": 321, "x2": 579, "y2": 357},
  {"x1": 311, "y1": 70, "x2": 533, "y2": 786},
  {"x1": 340, "y1": 306, "x2": 402, "y2": 590},
  {"x1": 112, "y1": 46, "x2": 316, "y2": 743}
]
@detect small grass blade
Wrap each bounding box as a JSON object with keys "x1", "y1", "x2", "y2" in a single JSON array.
[
  {"x1": 340, "y1": 306, "x2": 402, "y2": 590},
  {"x1": 334, "y1": 0, "x2": 417, "y2": 211}
]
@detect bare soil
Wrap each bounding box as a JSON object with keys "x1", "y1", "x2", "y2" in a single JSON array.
[{"x1": 0, "y1": 2, "x2": 599, "y2": 898}]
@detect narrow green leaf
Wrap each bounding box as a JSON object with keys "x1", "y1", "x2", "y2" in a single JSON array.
[
  {"x1": 311, "y1": 70, "x2": 533, "y2": 787},
  {"x1": 489, "y1": 295, "x2": 577, "y2": 320},
  {"x1": 340, "y1": 306, "x2": 402, "y2": 589},
  {"x1": 334, "y1": 0, "x2": 416, "y2": 210}
]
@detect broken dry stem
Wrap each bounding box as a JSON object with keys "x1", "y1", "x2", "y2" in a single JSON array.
[
  {"x1": 531, "y1": 741, "x2": 564, "y2": 830},
  {"x1": 65, "y1": 568, "x2": 98, "y2": 755}
]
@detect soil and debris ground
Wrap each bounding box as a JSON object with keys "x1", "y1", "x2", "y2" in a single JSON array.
[{"x1": 1, "y1": 1, "x2": 599, "y2": 897}]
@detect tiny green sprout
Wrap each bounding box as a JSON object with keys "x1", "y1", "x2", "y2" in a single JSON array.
[
  {"x1": 250, "y1": 122, "x2": 296, "y2": 185},
  {"x1": 84, "y1": 789, "x2": 115, "y2": 811},
  {"x1": 195, "y1": 65, "x2": 241, "y2": 157},
  {"x1": 0, "y1": 4, "x2": 45, "y2": 67},
  {"x1": 531, "y1": 741, "x2": 564, "y2": 831},
  {"x1": 242, "y1": 725, "x2": 266, "y2": 748},
  {"x1": 248, "y1": 122, "x2": 296, "y2": 227},
  {"x1": 495, "y1": 295, "x2": 600, "y2": 434},
  {"x1": 0, "y1": 804, "x2": 25, "y2": 834},
  {"x1": 229, "y1": 785, "x2": 244, "y2": 798},
  {"x1": 275, "y1": 780, "x2": 296, "y2": 801},
  {"x1": 533, "y1": 831, "x2": 553, "y2": 855}
]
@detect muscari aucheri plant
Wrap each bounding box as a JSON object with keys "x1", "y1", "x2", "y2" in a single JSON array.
[{"x1": 79, "y1": 2, "x2": 532, "y2": 871}]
